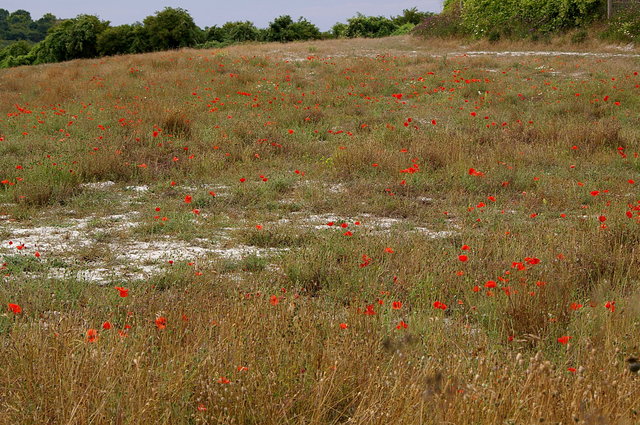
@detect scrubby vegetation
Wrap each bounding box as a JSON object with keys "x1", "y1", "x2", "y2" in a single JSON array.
[{"x1": 415, "y1": 0, "x2": 640, "y2": 42}]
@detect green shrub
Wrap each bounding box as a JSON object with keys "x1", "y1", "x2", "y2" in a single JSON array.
[
  {"x1": 600, "y1": 6, "x2": 640, "y2": 42},
  {"x1": 392, "y1": 23, "x2": 416, "y2": 36},
  {"x1": 345, "y1": 14, "x2": 398, "y2": 38},
  {"x1": 266, "y1": 15, "x2": 321, "y2": 42},
  {"x1": 97, "y1": 24, "x2": 148, "y2": 56},
  {"x1": 392, "y1": 7, "x2": 434, "y2": 26},
  {"x1": 434, "y1": 0, "x2": 605, "y2": 40},
  {"x1": 0, "y1": 40, "x2": 34, "y2": 67},
  {"x1": 142, "y1": 7, "x2": 201, "y2": 51},
  {"x1": 219, "y1": 21, "x2": 260, "y2": 43},
  {"x1": 331, "y1": 23, "x2": 348, "y2": 38},
  {"x1": 35, "y1": 15, "x2": 109, "y2": 63}
]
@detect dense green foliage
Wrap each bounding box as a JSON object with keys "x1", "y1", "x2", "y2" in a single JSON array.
[
  {"x1": 34, "y1": 15, "x2": 109, "y2": 63},
  {"x1": 265, "y1": 15, "x2": 321, "y2": 42},
  {"x1": 344, "y1": 14, "x2": 399, "y2": 38},
  {"x1": 332, "y1": 8, "x2": 434, "y2": 39},
  {"x1": 97, "y1": 24, "x2": 148, "y2": 56},
  {"x1": 0, "y1": 9, "x2": 57, "y2": 43},
  {"x1": 431, "y1": 0, "x2": 606, "y2": 40},
  {"x1": 142, "y1": 7, "x2": 202, "y2": 50},
  {"x1": 206, "y1": 21, "x2": 262, "y2": 43}
]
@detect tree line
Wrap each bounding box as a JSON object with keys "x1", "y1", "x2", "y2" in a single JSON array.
[{"x1": 0, "y1": 7, "x2": 432, "y2": 68}]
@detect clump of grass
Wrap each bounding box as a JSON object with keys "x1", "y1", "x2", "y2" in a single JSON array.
[
  {"x1": 2, "y1": 254, "x2": 45, "y2": 274},
  {"x1": 162, "y1": 111, "x2": 192, "y2": 139}
]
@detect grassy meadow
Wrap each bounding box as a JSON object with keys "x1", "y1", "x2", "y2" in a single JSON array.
[{"x1": 1, "y1": 35, "x2": 639, "y2": 424}]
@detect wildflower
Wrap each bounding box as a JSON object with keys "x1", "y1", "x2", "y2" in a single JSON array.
[
  {"x1": 115, "y1": 286, "x2": 129, "y2": 297},
  {"x1": 433, "y1": 301, "x2": 447, "y2": 310},
  {"x1": 86, "y1": 329, "x2": 98, "y2": 343},
  {"x1": 155, "y1": 316, "x2": 167, "y2": 330},
  {"x1": 8, "y1": 303, "x2": 22, "y2": 314},
  {"x1": 557, "y1": 336, "x2": 572, "y2": 345}
]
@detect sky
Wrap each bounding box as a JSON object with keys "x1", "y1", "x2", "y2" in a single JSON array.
[{"x1": 3, "y1": 1, "x2": 444, "y2": 31}]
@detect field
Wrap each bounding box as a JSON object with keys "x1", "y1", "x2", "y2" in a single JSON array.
[{"x1": 1, "y1": 35, "x2": 639, "y2": 424}]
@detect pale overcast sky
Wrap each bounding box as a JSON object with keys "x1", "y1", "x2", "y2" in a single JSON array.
[{"x1": 3, "y1": 1, "x2": 444, "y2": 31}]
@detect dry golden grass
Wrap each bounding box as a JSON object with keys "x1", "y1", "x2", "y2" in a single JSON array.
[{"x1": 0, "y1": 35, "x2": 639, "y2": 424}]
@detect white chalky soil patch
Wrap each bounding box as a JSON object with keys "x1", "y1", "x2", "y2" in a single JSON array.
[
  {"x1": 1, "y1": 210, "x2": 283, "y2": 284},
  {"x1": 1, "y1": 180, "x2": 457, "y2": 283}
]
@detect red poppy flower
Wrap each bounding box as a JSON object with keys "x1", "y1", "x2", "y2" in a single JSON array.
[
  {"x1": 396, "y1": 320, "x2": 408, "y2": 329},
  {"x1": 557, "y1": 336, "x2": 572, "y2": 345},
  {"x1": 115, "y1": 286, "x2": 129, "y2": 297},
  {"x1": 8, "y1": 303, "x2": 22, "y2": 314},
  {"x1": 155, "y1": 317, "x2": 167, "y2": 330},
  {"x1": 433, "y1": 301, "x2": 447, "y2": 310},
  {"x1": 363, "y1": 304, "x2": 376, "y2": 315},
  {"x1": 86, "y1": 329, "x2": 98, "y2": 343}
]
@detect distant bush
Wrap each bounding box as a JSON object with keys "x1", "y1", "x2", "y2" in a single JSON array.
[
  {"x1": 217, "y1": 21, "x2": 261, "y2": 43},
  {"x1": 143, "y1": 7, "x2": 201, "y2": 51},
  {"x1": 266, "y1": 15, "x2": 321, "y2": 42},
  {"x1": 331, "y1": 22, "x2": 348, "y2": 38},
  {"x1": 35, "y1": 15, "x2": 109, "y2": 63},
  {"x1": 345, "y1": 14, "x2": 398, "y2": 38},
  {"x1": 0, "y1": 9, "x2": 58, "y2": 42},
  {"x1": 392, "y1": 23, "x2": 416, "y2": 36},
  {"x1": 97, "y1": 24, "x2": 148, "y2": 56},
  {"x1": 392, "y1": 7, "x2": 434, "y2": 26}
]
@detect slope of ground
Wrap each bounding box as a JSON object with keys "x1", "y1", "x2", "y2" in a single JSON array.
[{"x1": 0, "y1": 35, "x2": 639, "y2": 424}]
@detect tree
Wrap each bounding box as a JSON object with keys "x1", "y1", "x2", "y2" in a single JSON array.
[
  {"x1": 392, "y1": 8, "x2": 434, "y2": 26},
  {"x1": 205, "y1": 25, "x2": 225, "y2": 42},
  {"x1": 97, "y1": 24, "x2": 147, "y2": 56},
  {"x1": 345, "y1": 14, "x2": 398, "y2": 38},
  {"x1": 143, "y1": 7, "x2": 200, "y2": 50},
  {"x1": 6, "y1": 9, "x2": 36, "y2": 40},
  {"x1": 35, "y1": 15, "x2": 109, "y2": 64},
  {"x1": 220, "y1": 21, "x2": 260, "y2": 42},
  {"x1": 266, "y1": 15, "x2": 321, "y2": 42},
  {"x1": 0, "y1": 9, "x2": 10, "y2": 39},
  {"x1": 31, "y1": 13, "x2": 58, "y2": 41}
]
